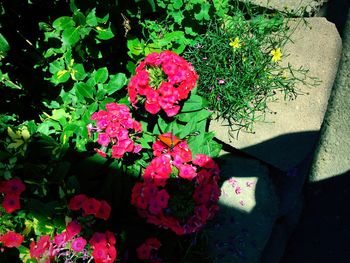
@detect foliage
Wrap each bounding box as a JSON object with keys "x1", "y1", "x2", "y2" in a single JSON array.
[{"x1": 183, "y1": 11, "x2": 319, "y2": 132}]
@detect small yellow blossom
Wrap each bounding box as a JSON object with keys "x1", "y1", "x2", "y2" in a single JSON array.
[
  {"x1": 229, "y1": 37, "x2": 241, "y2": 51},
  {"x1": 271, "y1": 48, "x2": 282, "y2": 62}
]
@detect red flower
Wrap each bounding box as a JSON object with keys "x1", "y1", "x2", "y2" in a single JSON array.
[
  {"x1": 30, "y1": 235, "x2": 51, "y2": 260},
  {"x1": 155, "y1": 190, "x2": 169, "y2": 209},
  {"x1": 136, "y1": 243, "x2": 151, "y2": 261},
  {"x1": 92, "y1": 246, "x2": 109, "y2": 263},
  {"x1": 2, "y1": 194, "x2": 21, "y2": 213},
  {"x1": 1, "y1": 178, "x2": 26, "y2": 195},
  {"x1": 71, "y1": 237, "x2": 86, "y2": 252},
  {"x1": 65, "y1": 221, "x2": 81, "y2": 240},
  {"x1": 96, "y1": 200, "x2": 111, "y2": 220},
  {"x1": 68, "y1": 194, "x2": 88, "y2": 211},
  {"x1": 89, "y1": 232, "x2": 107, "y2": 248},
  {"x1": 82, "y1": 198, "x2": 101, "y2": 216},
  {"x1": 0, "y1": 231, "x2": 24, "y2": 248}
]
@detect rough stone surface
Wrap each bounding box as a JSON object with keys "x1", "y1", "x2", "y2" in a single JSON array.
[
  {"x1": 207, "y1": 153, "x2": 278, "y2": 263},
  {"x1": 310, "y1": 14, "x2": 350, "y2": 181},
  {"x1": 243, "y1": 0, "x2": 328, "y2": 15},
  {"x1": 209, "y1": 17, "x2": 342, "y2": 171}
]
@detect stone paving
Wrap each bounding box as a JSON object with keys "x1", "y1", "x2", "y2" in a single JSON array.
[{"x1": 207, "y1": 1, "x2": 349, "y2": 262}]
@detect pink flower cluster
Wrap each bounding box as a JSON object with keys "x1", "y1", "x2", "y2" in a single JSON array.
[
  {"x1": 0, "y1": 231, "x2": 24, "y2": 248},
  {"x1": 136, "y1": 237, "x2": 162, "y2": 263},
  {"x1": 29, "y1": 221, "x2": 117, "y2": 263},
  {"x1": 131, "y1": 133, "x2": 221, "y2": 235},
  {"x1": 89, "y1": 102, "x2": 142, "y2": 158},
  {"x1": 0, "y1": 178, "x2": 26, "y2": 213},
  {"x1": 68, "y1": 194, "x2": 111, "y2": 220},
  {"x1": 128, "y1": 51, "x2": 198, "y2": 117}
]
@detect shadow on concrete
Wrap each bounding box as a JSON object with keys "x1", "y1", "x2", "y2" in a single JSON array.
[
  {"x1": 281, "y1": 169, "x2": 350, "y2": 263},
  {"x1": 324, "y1": 0, "x2": 350, "y2": 37}
]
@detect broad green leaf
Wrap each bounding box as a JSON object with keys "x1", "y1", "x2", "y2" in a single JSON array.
[
  {"x1": 62, "y1": 27, "x2": 81, "y2": 46},
  {"x1": 177, "y1": 108, "x2": 212, "y2": 122},
  {"x1": 71, "y1": 63, "x2": 86, "y2": 81},
  {"x1": 181, "y1": 94, "x2": 204, "y2": 112},
  {"x1": 127, "y1": 38, "x2": 144, "y2": 57},
  {"x1": 52, "y1": 16, "x2": 75, "y2": 31},
  {"x1": 106, "y1": 73, "x2": 127, "y2": 95},
  {"x1": 170, "y1": 10, "x2": 184, "y2": 24},
  {"x1": 86, "y1": 8, "x2": 98, "y2": 26},
  {"x1": 51, "y1": 109, "x2": 69, "y2": 121},
  {"x1": 94, "y1": 67, "x2": 108, "y2": 83},
  {"x1": 37, "y1": 120, "x2": 61, "y2": 135},
  {"x1": 75, "y1": 82, "x2": 94, "y2": 99},
  {"x1": 52, "y1": 69, "x2": 70, "y2": 84},
  {"x1": 173, "y1": 0, "x2": 183, "y2": 9},
  {"x1": 96, "y1": 14, "x2": 109, "y2": 24},
  {"x1": 95, "y1": 25, "x2": 114, "y2": 40},
  {"x1": 185, "y1": 26, "x2": 197, "y2": 36},
  {"x1": 73, "y1": 10, "x2": 86, "y2": 26},
  {"x1": 194, "y1": 3, "x2": 211, "y2": 21},
  {"x1": 49, "y1": 60, "x2": 64, "y2": 74},
  {"x1": 0, "y1": 33, "x2": 10, "y2": 54}
]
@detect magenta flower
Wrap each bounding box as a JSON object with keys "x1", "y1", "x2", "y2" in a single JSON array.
[{"x1": 71, "y1": 237, "x2": 87, "y2": 252}]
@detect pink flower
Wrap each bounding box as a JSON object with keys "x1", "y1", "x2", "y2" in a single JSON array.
[
  {"x1": 97, "y1": 133, "x2": 110, "y2": 147},
  {"x1": 71, "y1": 237, "x2": 86, "y2": 252},
  {"x1": 178, "y1": 164, "x2": 197, "y2": 180}
]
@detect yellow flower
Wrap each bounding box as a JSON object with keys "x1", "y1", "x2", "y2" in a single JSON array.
[
  {"x1": 229, "y1": 37, "x2": 241, "y2": 50},
  {"x1": 271, "y1": 48, "x2": 282, "y2": 62}
]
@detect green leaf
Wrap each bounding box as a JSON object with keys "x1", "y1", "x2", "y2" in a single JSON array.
[
  {"x1": 52, "y1": 69, "x2": 70, "y2": 84},
  {"x1": 86, "y1": 8, "x2": 98, "y2": 26},
  {"x1": 170, "y1": 10, "x2": 184, "y2": 24},
  {"x1": 52, "y1": 16, "x2": 75, "y2": 31},
  {"x1": 0, "y1": 33, "x2": 10, "y2": 54},
  {"x1": 73, "y1": 11, "x2": 86, "y2": 26},
  {"x1": 95, "y1": 25, "x2": 114, "y2": 40},
  {"x1": 71, "y1": 63, "x2": 86, "y2": 81},
  {"x1": 177, "y1": 108, "x2": 212, "y2": 122},
  {"x1": 37, "y1": 120, "x2": 61, "y2": 135},
  {"x1": 62, "y1": 27, "x2": 81, "y2": 46},
  {"x1": 194, "y1": 3, "x2": 211, "y2": 21},
  {"x1": 75, "y1": 82, "x2": 94, "y2": 99},
  {"x1": 181, "y1": 94, "x2": 204, "y2": 112},
  {"x1": 173, "y1": 0, "x2": 183, "y2": 9},
  {"x1": 51, "y1": 109, "x2": 69, "y2": 121},
  {"x1": 127, "y1": 38, "x2": 144, "y2": 57},
  {"x1": 106, "y1": 73, "x2": 127, "y2": 95},
  {"x1": 94, "y1": 67, "x2": 108, "y2": 84}
]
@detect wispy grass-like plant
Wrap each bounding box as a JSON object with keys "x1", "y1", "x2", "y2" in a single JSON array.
[{"x1": 184, "y1": 10, "x2": 319, "y2": 133}]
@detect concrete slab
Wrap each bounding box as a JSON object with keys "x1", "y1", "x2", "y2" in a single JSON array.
[
  {"x1": 209, "y1": 18, "x2": 342, "y2": 171},
  {"x1": 309, "y1": 13, "x2": 350, "y2": 181},
  {"x1": 243, "y1": 0, "x2": 327, "y2": 15},
  {"x1": 207, "y1": 153, "x2": 278, "y2": 263}
]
